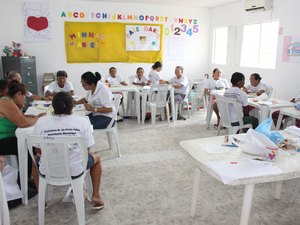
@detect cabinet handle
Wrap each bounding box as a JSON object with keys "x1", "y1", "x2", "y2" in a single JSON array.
[
  {"x1": 28, "y1": 81, "x2": 32, "y2": 84},
  {"x1": 27, "y1": 67, "x2": 31, "y2": 69}
]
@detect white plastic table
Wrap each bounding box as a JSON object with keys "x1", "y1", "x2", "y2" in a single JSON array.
[
  {"x1": 275, "y1": 107, "x2": 300, "y2": 130},
  {"x1": 180, "y1": 136, "x2": 300, "y2": 225}
]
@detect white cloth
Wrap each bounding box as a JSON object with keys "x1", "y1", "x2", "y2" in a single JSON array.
[
  {"x1": 131, "y1": 74, "x2": 148, "y2": 84},
  {"x1": 2, "y1": 165, "x2": 23, "y2": 201},
  {"x1": 33, "y1": 115, "x2": 94, "y2": 177},
  {"x1": 148, "y1": 70, "x2": 161, "y2": 85},
  {"x1": 168, "y1": 76, "x2": 189, "y2": 94},
  {"x1": 204, "y1": 77, "x2": 230, "y2": 90},
  {"x1": 104, "y1": 75, "x2": 123, "y2": 85},
  {"x1": 224, "y1": 87, "x2": 248, "y2": 123},
  {"x1": 246, "y1": 82, "x2": 267, "y2": 94},
  {"x1": 85, "y1": 81, "x2": 115, "y2": 118},
  {"x1": 47, "y1": 81, "x2": 74, "y2": 93}
]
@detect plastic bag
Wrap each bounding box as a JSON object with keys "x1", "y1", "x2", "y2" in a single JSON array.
[
  {"x1": 255, "y1": 118, "x2": 285, "y2": 144},
  {"x1": 232, "y1": 129, "x2": 278, "y2": 160},
  {"x1": 1, "y1": 165, "x2": 23, "y2": 201}
]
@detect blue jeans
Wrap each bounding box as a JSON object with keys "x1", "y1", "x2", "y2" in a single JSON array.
[{"x1": 88, "y1": 114, "x2": 114, "y2": 129}]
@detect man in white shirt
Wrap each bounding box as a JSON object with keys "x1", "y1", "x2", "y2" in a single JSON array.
[
  {"x1": 104, "y1": 67, "x2": 128, "y2": 86},
  {"x1": 165, "y1": 66, "x2": 189, "y2": 120},
  {"x1": 224, "y1": 72, "x2": 258, "y2": 131},
  {"x1": 45, "y1": 71, "x2": 74, "y2": 97},
  {"x1": 131, "y1": 67, "x2": 150, "y2": 86}
]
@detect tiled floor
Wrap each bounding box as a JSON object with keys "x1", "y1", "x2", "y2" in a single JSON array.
[{"x1": 10, "y1": 111, "x2": 300, "y2": 225}]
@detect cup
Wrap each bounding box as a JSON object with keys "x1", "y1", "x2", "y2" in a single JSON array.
[{"x1": 265, "y1": 145, "x2": 279, "y2": 161}]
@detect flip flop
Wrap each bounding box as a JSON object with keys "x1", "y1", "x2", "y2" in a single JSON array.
[{"x1": 92, "y1": 203, "x2": 105, "y2": 210}]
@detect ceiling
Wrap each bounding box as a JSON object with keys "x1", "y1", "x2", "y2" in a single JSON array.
[{"x1": 84, "y1": 0, "x2": 242, "y2": 8}]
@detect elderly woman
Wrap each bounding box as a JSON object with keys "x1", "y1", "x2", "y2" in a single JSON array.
[
  {"x1": 243, "y1": 73, "x2": 268, "y2": 96},
  {"x1": 0, "y1": 81, "x2": 39, "y2": 156},
  {"x1": 45, "y1": 70, "x2": 74, "y2": 97},
  {"x1": 204, "y1": 68, "x2": 230, "y2": 128}
]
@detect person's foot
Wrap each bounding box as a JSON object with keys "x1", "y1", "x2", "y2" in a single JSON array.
[{"x1": 92, "y1": 197, "x2": 105, "y2": 210}]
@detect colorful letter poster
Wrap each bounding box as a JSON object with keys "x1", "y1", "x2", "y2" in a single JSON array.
[
  {"x1": 126, "y1": 25, "x2": 160, "y2": 51},
  {"x1": 282, "y1": 36, "x2": 300, "y2": 63},
  {"x1": 65, "y1": 22, "x2": 162, "y2": 63}
]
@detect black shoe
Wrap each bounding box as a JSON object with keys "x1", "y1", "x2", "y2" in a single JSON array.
[{"x1": 177, "y1": 115, "x2": 186, "y2": 120}]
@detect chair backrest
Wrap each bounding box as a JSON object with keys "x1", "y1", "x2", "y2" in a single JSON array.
[
  {"x1": 216, "y1": 95, "x2": 244, "y2": 128},
  {"x1": 194, "y1": 80, "x2": 206, "y2": 97},
  {"x1": 148, "y1": 84, "x2": 172, "y2": 108},
  {"x1": 266, "y1": 85, "x2": 273, "y2": 97},
  {"x1": 0, "y1": 172, "x2": 10, "y2": 225},
  {"x1": 27, "y1": 135, "x2": 87, "y2": 186},
  {"x1": 43, "y1": 84, "x2": 49, "y2": 97}
]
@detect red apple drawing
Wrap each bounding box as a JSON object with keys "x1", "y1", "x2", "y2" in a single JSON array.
[{"x1": 27, "y1": 16, "x2": 48, "y2": 31}]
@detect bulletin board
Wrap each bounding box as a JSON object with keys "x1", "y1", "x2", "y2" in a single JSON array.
[{"x1": 65, "y1": 22, "x2": 163, "y2": 63}]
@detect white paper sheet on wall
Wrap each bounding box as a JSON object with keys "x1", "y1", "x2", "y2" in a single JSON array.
[{"x1": 167, "y1": 36, "x2": 185, "y2": 60}]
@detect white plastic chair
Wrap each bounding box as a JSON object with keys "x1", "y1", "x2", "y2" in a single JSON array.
[
  {"x1": 43, "y1": 85, "x2": 49, "y2": 97},
  {"x1": 27, "y1": 135, "x2": 90, "y2": 225},
  {"x1": 0, "y1": 172, "x2": 10, "y2": 225},
  {"x1": 144, "y1": 84, "x2": 171, "y2": 125},
  {"x1": 191, "y1": 81, "x2": 207, "y2": 113},
  {"x1": 216, "y1": 95, "x2": 252, "y2": 135},
  {"x1": 93, "y1": 94, "x2": 121, "y2": 157},
  {"x1": 265, "y1": 85, "x2": 273, "y2": 97},
  {"x1": 176, "y1": 78, "x2": 194, "y2": 118}
]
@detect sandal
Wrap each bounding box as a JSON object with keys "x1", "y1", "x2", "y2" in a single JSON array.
[{"x1": 92, "y1": 202, "x2": 105, "y2": 210}]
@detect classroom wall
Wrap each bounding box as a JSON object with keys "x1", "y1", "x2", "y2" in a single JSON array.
[
  {"x1": 210, "y1": 0, "x2": 300, "y2": 100},
  {"x1": 0, "y1": 0, "x2": 211, "y2": 96}
]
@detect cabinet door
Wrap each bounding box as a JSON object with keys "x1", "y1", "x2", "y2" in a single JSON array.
[
  {"x1": 1, "y1": 57, "x2": 21, "y2": 79},
  {"x1": 20, "y1": 58, "x2": 37, "y2": 94}
]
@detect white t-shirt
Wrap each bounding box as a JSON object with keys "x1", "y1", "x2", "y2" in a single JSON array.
[
  {"x1": 33, "y1": 114, "x2": 94, "y2": 177},
  {"x1": 246, "y1": 82, "x2": 267, "y2": 94},
  {"x1": 224, "y1": 87, "x2": 248, "y2": 123},
  {"x1": 204, "y1": 78, "x2": 230, "y2": 91},
  {"x1": 85, "y1": 81, "x2": 115, "y2": 118},
  {"x1": 47, "y1": 81, "x2": 74, "y2": 93},
  {"x1": 168, "y1": 76, "x2": 189, "y2": 94},
  {"x1": 104, "y1": 75, "x2": 123, "y2": 85},
  {"x1": 131, "y1": 74, "x2": 148, "y2": 84},
  {"x1": 148, "y1": 70, "x2": 161, "y2": 85}
]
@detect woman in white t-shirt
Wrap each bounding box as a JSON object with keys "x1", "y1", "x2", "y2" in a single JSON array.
[
  {"x1": 45, "y1": 71, "x2": 74, "y2": 97},
  {"x1": 204, "y1": 68, "x2": 230, "y2": 127},
  {"x1": 224, "y1": 72, "x2": 258, "y2": 130},
  {"x1": 33, "y1": 92, "x2": 105, "y2": 209},
  {"x1": 75, "y1": 71, "x2": 115, "y2": 129},
  {"x1": 148, "y1": 61, "x2": 167, "y2": 85},
  {"x1": 243, "y1": 73, "x2": 268, "y2": 96}
]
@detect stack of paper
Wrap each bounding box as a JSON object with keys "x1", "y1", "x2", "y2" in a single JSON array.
[{"x1": 207, "y1": 159, "x2": 283, "y2": 184}]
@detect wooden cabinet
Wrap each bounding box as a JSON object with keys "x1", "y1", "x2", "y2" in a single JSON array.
[{"x1": 1, "y1": 56, "x2": 38, "y2": 94}]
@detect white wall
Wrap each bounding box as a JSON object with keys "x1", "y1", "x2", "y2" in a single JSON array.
[
  {"x1": 210, "y1": 0, "x2": 300, "y2": 100},
  {"x1": 0, "y1": 0, "x2": 211, "y2": 96}
]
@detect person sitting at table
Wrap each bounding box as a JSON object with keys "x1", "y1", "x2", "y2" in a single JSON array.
[
  {"x1": 32, "y1": 91, "x2": 105, "y2": 209},
  {"x1": 164, "y1": 66, "x2": 189, "y2": 120},
  {"x1": 148, "y1": 61, "x2": 167, "y2": 85},
  {"x1": 224, "y1": 72, "x2": 258, "y2": 130},
  {"x1": 6, "y1": 71, "x2": 50, "y2": 101},
  {"x1": 0, "y1": 80, "x2": 42, "y2": 158},
  {"x1": 104, "y1": 67, "x2": 128, "y2": 87},
  {"x1": 242, "y1": 73, "x2": 268, "y2": 96},
  {"x1": 45, "y1": 70, "x2": 74, "y2": 97},
  {"x1": 131, "y1": 67, "x2": 150, "y2": 86},
  {"x1": 204, "y1": 68, "x2": 230, "y2": 128},
  {"x1": 75, "y1": 71, "x2": 115, "y2": 129},
  {"x1": 0, "y1": 80, "x2": 8, "y2": 97},
  {"x1": 272, "y1": 92, "x2": 300, "y2": 128}
]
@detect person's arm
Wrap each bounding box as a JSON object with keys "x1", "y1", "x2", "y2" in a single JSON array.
[
  {"x1": 74, "y1": 98, "x2": 87, "y2": 105},
  {"x1": 2, "y1": 101, "x2": 38, "y2": 127},
  {"x1": 133, "y1": 82, "x2": 145, "y2": 86},
  {"x1": 69, "y1": 90, "x2": 74, "y2": 96},
  {"x1": 159, "y1": 80, "x2": 168, "y2": 84},
  {"x1": 84, "y1": 103, "x2": 112, "y2": 113},
  {"x1": 173, "y1": 83, "x2": 183, "y2": 89},
  {"x1": 120, "y1": 81, "x2": 128, "y2": 86},
  {"x1": 30, "y1": 94, "x2": 44, "y2": 100},
  {"x1": 256, "y1": 90, "x2": 265, "y2": 96},
  {"x1": 241, "y1": 86, "x2": 249, "y2": 94},
  {"x1": 44, "y1": 91, "x2": 53, "y2": 98}
]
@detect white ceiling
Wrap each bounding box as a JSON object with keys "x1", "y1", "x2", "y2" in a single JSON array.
[{"x1": 85, "y1": 0, "x2": 242, "y2": 8}]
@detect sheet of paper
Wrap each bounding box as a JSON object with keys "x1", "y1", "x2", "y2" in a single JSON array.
[
  {"x1": 199, "y1": 143, "x2": 232, "y2": 154},
  {"x1": 207, "y1": 159, "x2": 283, "y2": 184},
  {"x1": 74, "y1": 104, "x2": 85, "y2": 111}
]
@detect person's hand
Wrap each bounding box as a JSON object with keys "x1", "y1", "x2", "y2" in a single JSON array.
[
  {"x1": 84, "y1": 103, "x2": 94, "y2": 112},
  {"x1": 44, "y1": 96, "x2": 52, "y2": 101},
  {"x1": 37, "y1": 112, "x2": 46, "y2": 118}
]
